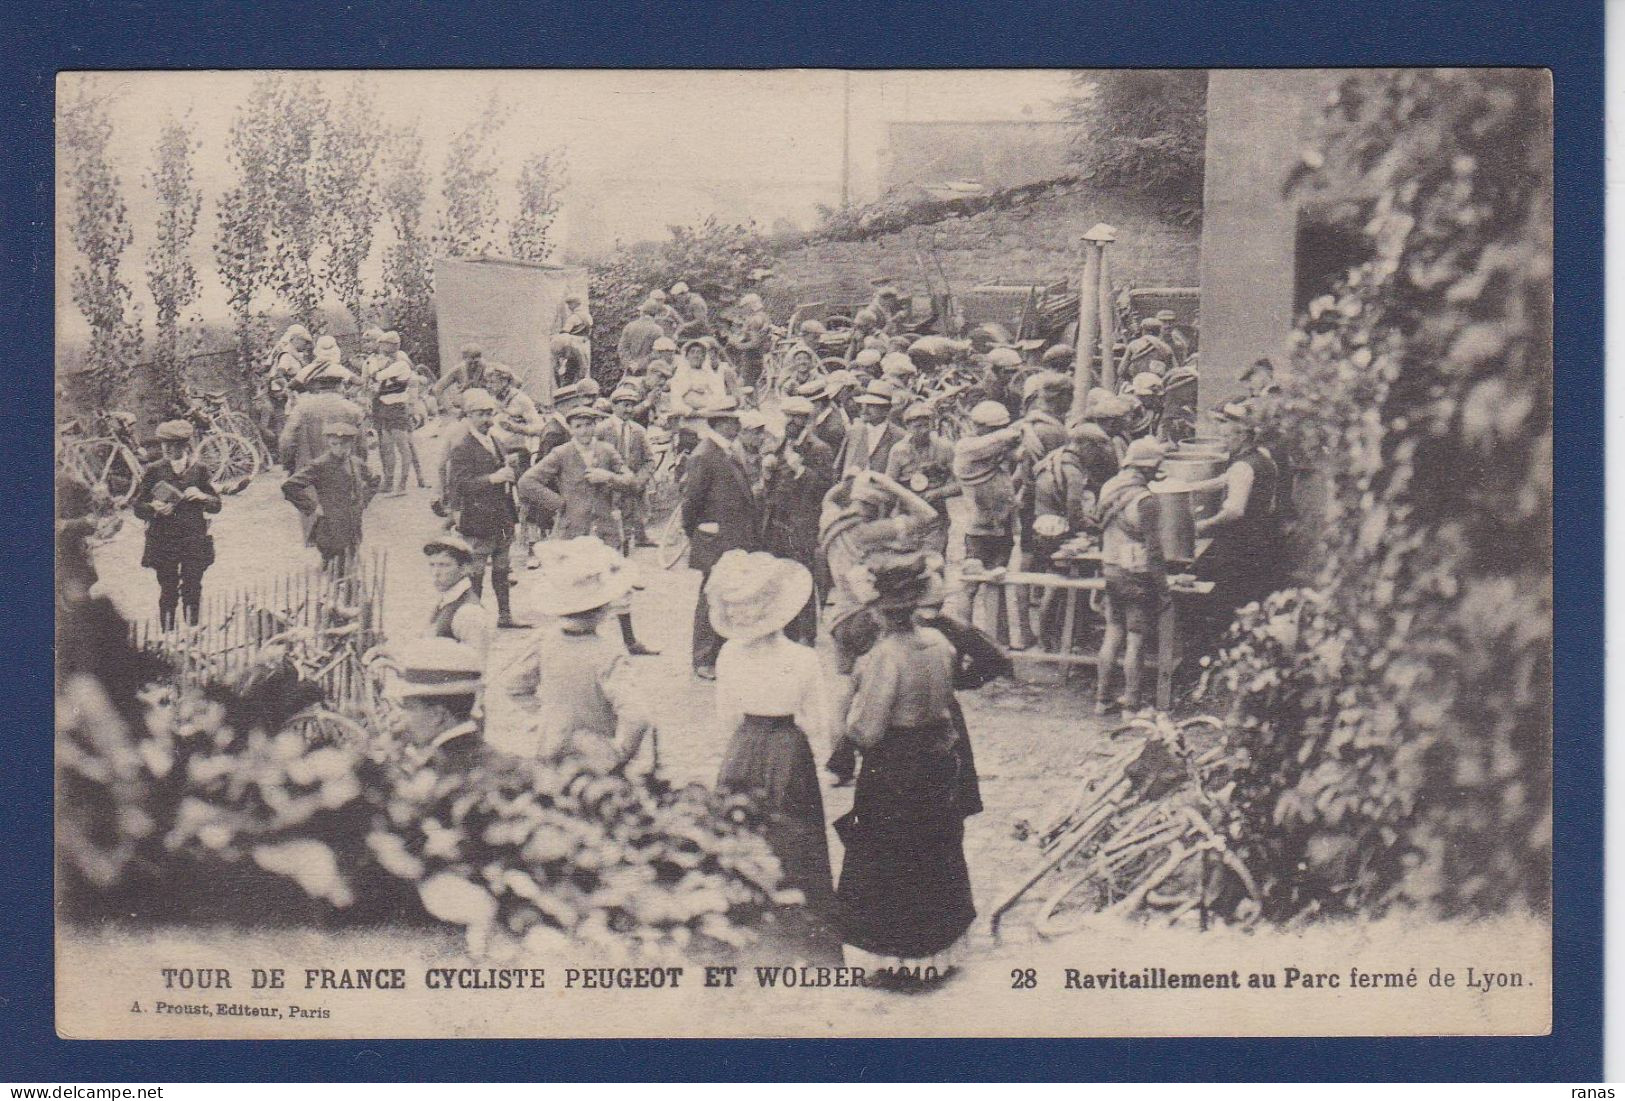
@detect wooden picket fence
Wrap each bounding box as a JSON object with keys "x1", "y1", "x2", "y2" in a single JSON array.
[{"x1": 130, "y1": 549, "x2": 389, "y2": 712}]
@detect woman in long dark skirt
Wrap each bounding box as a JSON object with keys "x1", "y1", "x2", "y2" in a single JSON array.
[
  {"x1": 709, "y1": 550, "x2": 844, "y2": 966},
  {"x1": 835, "y1": 553, "x2": 976, "y2": 980}
]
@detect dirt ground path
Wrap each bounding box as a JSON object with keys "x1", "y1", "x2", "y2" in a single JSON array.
[{"x1": 91, "y1": 426, "x2": 1132, "y2": 951}]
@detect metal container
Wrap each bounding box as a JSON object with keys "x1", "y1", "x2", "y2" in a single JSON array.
[
  {"x1": 1160, "y1": 456, "x2": 1226, "y2": 519},
  {"x1": 1150, "y1": 482, "x2": 1198, "y2": 563}
]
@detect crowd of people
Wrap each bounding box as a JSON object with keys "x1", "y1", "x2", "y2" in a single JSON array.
[{"x1": 118, "y1": 274, "x2": 1292, "y2": 982}]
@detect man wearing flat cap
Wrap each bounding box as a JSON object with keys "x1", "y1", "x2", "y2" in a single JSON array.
[
  {"x1": 443, "y1": 388, "x2": 526, "y2": 629},
  {"x1": 278, "y1": 363, "x2": 365, "y2": 473},
  {"x1": 422, "y1": 533, "x2": 492, "y2": 658},
  {"x1": 1190, "y1": 400, "x2": 1282, "y2": 617},
  {"x1": 835, "y1": 380, "x2": 905, "y2": 477},
  {"x1": 681, "y1": 398, "x2": 762, "y2": 679},
  {"x1": 133, "y1": 419, "x2": 222, "y2": 631},
  {"x1": 282, "y1": 419, "x2": 380, "y2": 574},
  {"x1": 885, "y1": 402, "x2": 958, "y2": 556},
  {"x1": 809, "y1": 373, "x2": 854, "y2": 456},
  {"x1": 759, "y1": 395, "x2": 836, "y2": 644},
  {"x1": 728, "y1": 291, "x2": 771, "y2": 389},
  {"x1": 429, "y1": 342, "x2": 490, "y2": 405},
  {"x1": 600, "y1": 385, "x2": 655, "y2": 549}
]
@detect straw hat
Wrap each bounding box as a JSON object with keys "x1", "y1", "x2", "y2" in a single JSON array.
[
  {"x1": 156, "y1": 419, "x2": 195, "y2": 442},
  {"x1": 533, "y1": 537, "x2": 631, "y2": 616},
  {"x1": 780, "y1": 395, "x2": 816, "y2": 417},
  {"x1": 988, "y1": 347, "x2": 1023, "y2": 369},
  {"x1": 705, "y1": 550, "x2": 813, "y2": 641},
  {"x1": 388, "y1": 638, "x2": 485, "y2": 699},
  {"x1": 853, "y1": 348, "x2": 883, "y2": 369}
]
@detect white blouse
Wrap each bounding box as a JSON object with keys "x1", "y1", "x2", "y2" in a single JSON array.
[{"x1": 714, "y1": 633, "x2": 829, "y2": 748}]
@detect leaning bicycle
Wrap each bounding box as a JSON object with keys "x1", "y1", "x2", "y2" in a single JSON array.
[{"x1": 989, "y1": 713, "x2": 1259, "y2": 938}]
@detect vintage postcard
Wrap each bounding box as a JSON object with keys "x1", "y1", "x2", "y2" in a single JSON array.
[{"x1": 54, "y1": 68, "x2": 1551, "y2": 1039}]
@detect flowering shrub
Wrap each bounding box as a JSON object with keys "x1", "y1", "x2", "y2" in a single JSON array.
[
  {"x1": 58, "y1": 663, "x2": 785, "y2": 956},
  {"x1": 1208, "y1": 70, "x2": 1551, "y2": 920}
]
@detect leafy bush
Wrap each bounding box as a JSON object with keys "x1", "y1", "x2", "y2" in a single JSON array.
[
  {"x1": 588, "y1": 218, "x2": 773, "y2": 377},
  {"x1": 58, "y1": 664, "x2": 785, "y2": 957},
  {"x1": 1208, "y1": 70, "x2": 1552, "y2": 920}
]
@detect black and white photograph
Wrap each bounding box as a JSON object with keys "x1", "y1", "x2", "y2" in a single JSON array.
[{"x1": 53, "y1": 67, "x2": 1552, "y2": 1039}]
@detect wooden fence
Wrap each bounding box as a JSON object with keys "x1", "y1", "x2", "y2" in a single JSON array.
[{"x1": 130, "y1": 549, "x2": 389, "y2": 713}]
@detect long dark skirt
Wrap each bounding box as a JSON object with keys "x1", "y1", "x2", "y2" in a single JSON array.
[
  {"x1": 835, "y1": 719, "x2": 977, "y2": 959},
  {"x1": 717, "y1": 713, "x2": 843, "y2": 965}
]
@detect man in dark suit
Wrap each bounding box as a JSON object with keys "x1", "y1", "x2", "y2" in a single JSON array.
[
  {"x1": 760, "y1": 396, "x2": 835, "y2": 646},
  {"x1": 600, "y1": 384, "x2": 655, "y2": 548},
  {"x1": 442, "y1": 388, "x2": 526, "y2": 628},
  {"x1": 836, "y1": 380, "x2": 905, "y2": 476},
  {"x1": 281, "y1": 420, "x2": 379, "y2": 574},
  {"x1": 518, "y1": 405, "x2": 658, "y2": 657},
  {"x1": 681, "y1": 398, "x2": 761, "y2": 679}
]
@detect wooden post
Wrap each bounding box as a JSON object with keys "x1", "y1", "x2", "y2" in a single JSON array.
[
  {"x1": 1097, "y1": 242, "x2": 1118, "y2": 393},
  {"x1": 1071, "y1": 244, "x2": 1101, "y2": 420},
  {"x1": 1072, "y1": 223, "x2": 1119, "y2": 418}
]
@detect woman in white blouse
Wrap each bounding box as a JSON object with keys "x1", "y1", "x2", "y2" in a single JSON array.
[{"x1": 707, "y1": 550, "x2": 843, "y2": 966}]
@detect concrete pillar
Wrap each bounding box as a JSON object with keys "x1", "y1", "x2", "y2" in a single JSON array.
[{"x1": 1197, "y1": 70, "x2": 1331, "y2": 406}]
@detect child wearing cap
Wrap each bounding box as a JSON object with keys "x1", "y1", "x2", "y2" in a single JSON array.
[
  {"x1": 133, "y1": 420, "x2": 222, "y2": 631},
  {"x1": 1093, "y1": 437, "x2": 1170, "y2": 714},
  {"x1": 281, "y1": 419, "x2": 380, "y2": 574}
]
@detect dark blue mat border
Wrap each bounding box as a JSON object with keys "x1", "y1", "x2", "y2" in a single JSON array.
[{"x1": 0, "y1": 0, "x2": 1600, "y2": 1082}]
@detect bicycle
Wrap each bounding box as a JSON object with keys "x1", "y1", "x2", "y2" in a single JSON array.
[
  {"x1": 59, "y1": 410, "x2": 146, "y2": 511},
  {"x1": 989, "y1": 713, "x2": 1259, "y2": 938},
  {"x1": 185, "y1": 387, "x2": 265, "y2": 492}
]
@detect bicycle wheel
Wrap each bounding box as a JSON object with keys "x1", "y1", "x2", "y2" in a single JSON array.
[
  {"x1": 1034, "y1": 812, "x2": 1193, "y2": 937},
  {"x1": 286, "y1": 706, "x2": 372, "y2": 750},
  {"x1": 657, "y1": 508, "x2": 690, "y2": 570},
  {"x1": 217, "y1": 410, "x2": 271, "y2": 465},
  {"x1": 196, "y1": 431, "x2": 262, "y2": 492},
  {"x1": 62, "y1": 437, "x2": 143, "y2": 509}
]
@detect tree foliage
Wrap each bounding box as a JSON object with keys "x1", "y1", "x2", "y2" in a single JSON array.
[
  {"x1": 60, "y1": 87, "x2": 142, "y2": 409},
  {"x1": 588, "y1": 218, "x2": 773, "y2": 375},
  {"x1": 378, "y1": 125, "x2": 438, "y2": 369},
  {"x1": 1062, "y1": 70, "x2": 1207, "y2": 210},
  {"x1": 508, "y1": 149, "x2": 568, "y2": 263},
  {"x1": 214, "y1": 77, "x2": 277, "y2": 377},
  {"x1": 312, "y1": 80, "x2": 383, "y2": 330},
  {"x1": 437, "y1": 90, "x2": 508, "y2": 259},
  {"x1": 1210, "y1": 70, "x2": 1552, "y2": 921},
  {"x1": 144, "y1": 117, "x2": 203, "y2": 415},
  {"x1": 261, "y1": 78, "x2": 327, "y2": 328}
]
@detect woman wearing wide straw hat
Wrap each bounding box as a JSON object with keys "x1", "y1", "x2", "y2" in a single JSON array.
[
  {"x1": 708, "y1": 550, "x2": 843, "y2": 965},
  {"x1": 502, "y1": 537, "x2": 651, "y2": 767},
  {"x1": 834, "y1": 550, "x2": 976, "y2": 986}
]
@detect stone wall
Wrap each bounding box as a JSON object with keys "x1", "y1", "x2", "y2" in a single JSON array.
[{"x1": 768, "y1": 183, "x2": 1202, "y2": 312}]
